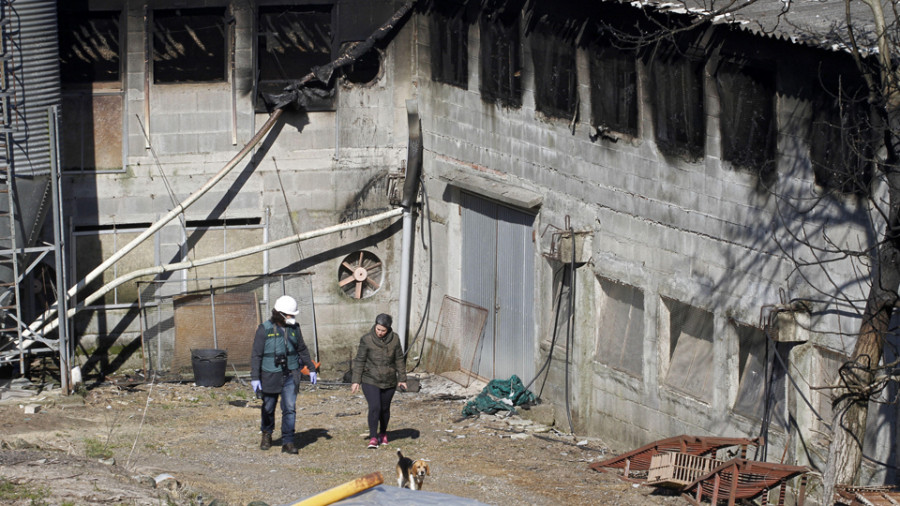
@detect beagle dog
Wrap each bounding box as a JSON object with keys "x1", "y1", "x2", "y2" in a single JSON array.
[{"x1": 396, "y1": 449, "x2": 431, "y2": 490}]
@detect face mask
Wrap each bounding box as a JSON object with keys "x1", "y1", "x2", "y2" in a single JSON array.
[{"x1": 285, "y1": 317, "x2": 296, "y2": 326}]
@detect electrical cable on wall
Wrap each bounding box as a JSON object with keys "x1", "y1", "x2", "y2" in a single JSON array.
[{"x1": 408, "y1": 179, "x2": 433, "y2": 369}]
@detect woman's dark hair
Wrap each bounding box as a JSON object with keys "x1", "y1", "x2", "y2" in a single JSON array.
[
  {"x1": 375, "y1": 313, "x2": 392, "y2": 329},
  {"x1": 271, "y1": 309, "x2": 287, "y2": 327}
]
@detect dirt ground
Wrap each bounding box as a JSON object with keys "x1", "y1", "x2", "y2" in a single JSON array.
[{"x1": 0, "y1": 372, "x2": 690, "y2": 505}]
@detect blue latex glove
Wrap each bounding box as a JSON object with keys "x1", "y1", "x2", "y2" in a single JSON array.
[
  {"x1": 251, "y1": 380, "x2": 261, "y2": 393},
  {"x1": 309, "y1": 372, "x2": 317, "y2": 385}
]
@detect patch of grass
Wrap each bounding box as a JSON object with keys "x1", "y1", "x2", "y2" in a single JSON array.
[
  {"x1": 0, "y1": 478, "x2": 50, "y2": 505},
  {"x1": 83, "y1": 437, "x2": 114, "y2": 459},
  {"x1": 232, "y1": 390, "x2": 248, "y2": 400},
  {"x1": 297, "y1": 467, "x2": 326, "y2": 475}
]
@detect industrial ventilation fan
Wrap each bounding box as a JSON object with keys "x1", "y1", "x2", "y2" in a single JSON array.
[{"x1": 338, "y1": 250, "x2": 383, "y2": 299}]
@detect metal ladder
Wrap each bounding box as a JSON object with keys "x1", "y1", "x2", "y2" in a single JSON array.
[{"x1": 0, "y1": 0, "x2": 23, "y2": 370}]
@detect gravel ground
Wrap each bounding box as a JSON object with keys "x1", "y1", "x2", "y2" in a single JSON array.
[{"x1": 0, "y1": 373, "x2": 690, "y2": 505}]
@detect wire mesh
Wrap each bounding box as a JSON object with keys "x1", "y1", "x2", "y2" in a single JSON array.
[
  {"x1": 421, "y1": 295, "x2": 488, "y2": 387},
  {"x1": 138, "y1": 272, "x2": 315, "y2": 374}
]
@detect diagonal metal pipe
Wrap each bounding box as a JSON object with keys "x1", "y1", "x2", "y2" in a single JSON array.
[{"x1": 32, "y1": 207, "x2": 403, "y2": 336}]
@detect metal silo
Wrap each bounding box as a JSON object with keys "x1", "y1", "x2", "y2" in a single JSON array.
[{"x1": 0, "y1": 0, "x2": 61, "y2": 365}]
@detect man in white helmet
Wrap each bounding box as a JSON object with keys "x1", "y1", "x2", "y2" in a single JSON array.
[{"x1": 250, "y1": 295, "x2": 318, "y2": 454}]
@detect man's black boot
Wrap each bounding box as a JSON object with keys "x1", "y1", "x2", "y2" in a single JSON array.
[
  {"x1": 260, "y1": 432, "x2": 272, "y2": 450},
  {"x1": 282, "y1": 442, "x2": 298, "y2": 454}
]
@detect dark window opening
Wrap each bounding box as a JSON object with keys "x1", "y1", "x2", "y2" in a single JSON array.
[
  {"x1": 153, "y1": 8, "x2": 227, "y2": 84},
  {"x1": 59, "y1": 10, "x2": 121, "y2": 85},
  {"x1": 257, "y1": 5, "x2": 334, "y2": 111},
  {"x1": 716, "y1": 62, "x2": 776, "y2": 180},
  {"x1": 810, "y1": 94, "x2": 874, "y2": 196},
  {"x1": 530, "y1": 27, "x2": 577, "y2": 120},
  {"x1": 589, "y1": 44, "x2": 637, "y2": 136},
  {"x1": 430, "y1": 4, "x2": 468, "y2": 89},
  {"x1": 185, "y1": 217, "x2": 262, "y2": 228},
  {"x1": 58, "y1": 8, "x2": 124, "y2": 171},
  {"x1": 651, "y1": 53, "x2": 705, "y2": 160},
  {"x1": 341, "y1": 45, "x2": 381, "y2": 84},
  {"x1": 479, "y1": 11, "x2": 521, "y2": 107}
]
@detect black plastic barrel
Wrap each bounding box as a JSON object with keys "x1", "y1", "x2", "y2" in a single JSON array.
[{"x1": 191, "y1": 349, "x2": 227, "y2": 387}]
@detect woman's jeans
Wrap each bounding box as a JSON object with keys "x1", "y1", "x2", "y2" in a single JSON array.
[
  {"x1": 260, "y1": 372, "x2": 296, "y2": 444},
  {"x1": 361, "y1": 383, "x2": 396, "y2": 438}
]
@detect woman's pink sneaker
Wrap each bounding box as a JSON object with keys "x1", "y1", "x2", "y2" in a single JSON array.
[
  {"x1": 379, "y1": 433, "x2": 388, "y2": 446},
  {"x1": 367, "y1": 437, "x2": 379, "y2": 449}
]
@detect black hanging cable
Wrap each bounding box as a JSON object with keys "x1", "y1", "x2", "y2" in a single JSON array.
[
  {"x1": 408, "y1": 181, "x2": 434, "y2": 369},
  {"x1": 527, "y1": 266, "x2": 565, "y2": 398}
]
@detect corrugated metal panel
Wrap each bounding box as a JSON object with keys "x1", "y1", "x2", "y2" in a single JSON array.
[
  {"x1": 10, "y1": 0, "x2": 61, "y2": 177},
  {"x1": 461, "y1": 192, "x2": 497, "y2": 378},
  {"x1": 495, "y1": 204, "x2": 534, "y2": 381},
  {"x1": 461, "y1": 193, "x2": 535, "y2": 381}
]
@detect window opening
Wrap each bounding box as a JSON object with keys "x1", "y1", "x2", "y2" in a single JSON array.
[
  {"x1": 73, "y1": 220, "x2": 265, "y2": 306},
  {"x1": 650, "y1": 51, "x2": 705, "y2": 160},
  {"x1": 530, "y1": 26, "x2": 577, "y2": 120},
  {"x1": 733, "y1": 323, "x2": 787, "y2": 429},
  {"x1": 341, "y1": 45, "x2": 381, "y2": 85},
  {"x1": 812, "y1": 346, "x2": 847, "y2": 444},
  {"x1": 663, "y1": 298, "x2": 714, "y2": 402},
  {"x1": 589, "y1": 44, "x2": 637, "y2": 136},
  {"x1": 257, "y1": 5, "x2": 334, "y2": 110},
  {"x1": 479, "y1": 10, "x2": 521, "y2": 107},
  {"x1": 183, "y1": 223, "x2": 265, "y2": 291},
  {"x1": 716, "y1": 61, "x2": 776, "y2": 180},
  {"x1": 153, "y1": 8, "x2": 227, "y2": 84},
  {"x1": 430, "y1": 3, "x2": 469, "y2": 89},
  {"x1": 74, "y1": 225, "x2": 156, "y2": 306},
  {"x1": 595, "y1": 277, "x2": 644, "y2": 377},
  {"x1": 58, "y1": 8, "x2": 123, "y2": 171},
  {"x1": 810, "y1": 91, "x2": 873, "y2": 195},
  {"x1": 59, "y1": 10, "x2": 121, "y2": 84}
]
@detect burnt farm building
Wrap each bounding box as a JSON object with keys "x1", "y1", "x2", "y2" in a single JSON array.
[{"x1": 0, "y1": 0, "x2": 896, "y2": 498}]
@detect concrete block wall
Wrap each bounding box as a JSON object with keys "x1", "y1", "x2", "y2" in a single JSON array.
[
  {"x1": 411, "y1": 6, "x2": 891, "y2": 473},
  {"x1": 61, "y1": 1, "x2": 418, "y2": 377}
]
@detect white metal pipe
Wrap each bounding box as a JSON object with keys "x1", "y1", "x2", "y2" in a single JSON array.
[
  {"x1": 28, "y1": 109, "x2": 284, "y2": 332},
  {"x1": 397, "y1": 208, "x2": 416, "y2": 352},
  {"x1": 30, "y1": 207, "x2": 403, "y2": 336}
]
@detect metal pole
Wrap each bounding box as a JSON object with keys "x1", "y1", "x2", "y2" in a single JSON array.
[
  {"x1": 137, "y1": 283, "x2": 147, "y2": 373},
  {"x1": 309, "y1": 275, "x2": 319, "y2": 363},
  {"x1": 49, "y1": 106, "x2": 70, "y2": 393},
  {"x1": 210, "y1": 282, "x2": 218, "y2": 349},
  {"x1": 397, "y1": 209, "x2": 415, "y2": 353}
]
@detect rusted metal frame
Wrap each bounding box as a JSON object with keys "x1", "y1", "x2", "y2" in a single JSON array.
[
  {"x1": 683, "y1": 458, "x2": 808, "y2": 505},
  {"x1": 589, "y1": 435, "x2": 762, "y2": 481}
]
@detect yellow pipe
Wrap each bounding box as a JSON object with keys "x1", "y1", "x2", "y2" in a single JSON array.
[{"x1": 288, "y1": 472, "x2": 383, "y2": 506}]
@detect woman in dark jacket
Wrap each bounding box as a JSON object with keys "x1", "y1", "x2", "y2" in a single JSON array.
[{"x1": 351, "y1": 313, "x2": 407, "y2": 449}]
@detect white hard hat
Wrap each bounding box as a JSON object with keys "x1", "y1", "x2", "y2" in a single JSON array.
[{"x1": 274, "y1": 295, "x2": 299, "y2": 316}]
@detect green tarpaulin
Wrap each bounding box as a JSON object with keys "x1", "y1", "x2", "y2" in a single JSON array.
[{"x1": 461, "y1": 375, "x2": 536, "y2": 417}]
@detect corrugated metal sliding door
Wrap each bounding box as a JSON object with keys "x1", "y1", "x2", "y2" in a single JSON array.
[{"x1": 461, "y1": 192, "x2": 535, "y2": 381}]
